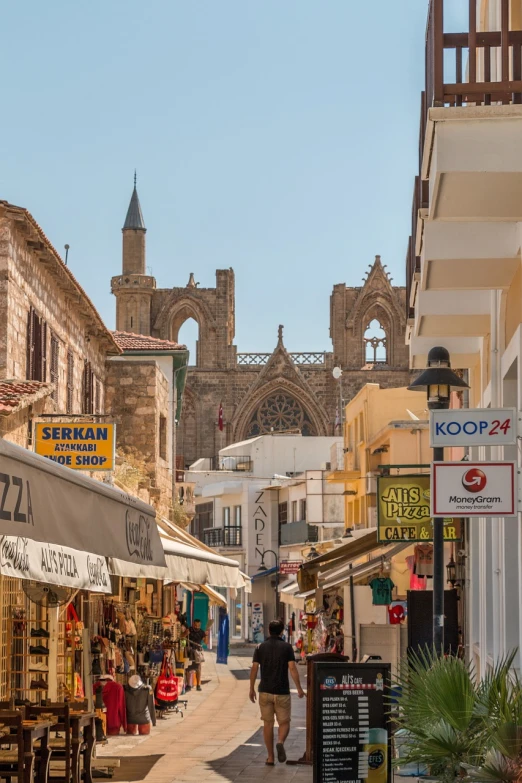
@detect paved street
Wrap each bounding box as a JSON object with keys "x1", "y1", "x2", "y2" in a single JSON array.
[{"x1": 96, "y1": 650, "x2": 312, "y2": 783}]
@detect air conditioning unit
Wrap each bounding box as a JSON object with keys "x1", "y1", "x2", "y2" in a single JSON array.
[
  {"x1": 325, "y1": 462, "x2": 331, "y2": 471},
  {"x1": 365, "y1": 472, "x2": 378, "y2": 494}
]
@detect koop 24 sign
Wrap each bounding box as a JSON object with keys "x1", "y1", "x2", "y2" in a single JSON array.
[{"x1": 430, "y1": 408, "x2": 517, "y2": 448}]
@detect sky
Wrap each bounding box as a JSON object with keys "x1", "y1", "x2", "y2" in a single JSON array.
[{"x1": 0, "y1": 1, "x2": 466, "y2": 356}]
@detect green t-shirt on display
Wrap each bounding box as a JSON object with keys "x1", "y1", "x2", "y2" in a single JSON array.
[{"x1": 369, "y1": 577, "x2": 395, "y2": 606}]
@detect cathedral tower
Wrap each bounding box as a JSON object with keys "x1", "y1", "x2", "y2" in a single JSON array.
[{"x1": 111, "y1": 176, "x2": 156, "y2": 334}]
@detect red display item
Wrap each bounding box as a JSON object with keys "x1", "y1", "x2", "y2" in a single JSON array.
[{"x1": 388, "y1": 604, "x2": 406, "y2": 625}]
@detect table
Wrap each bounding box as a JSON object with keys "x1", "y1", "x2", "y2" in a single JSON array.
[
  {"x1": 22, "y1": 720, "x2": 52, "y2": 783},
  {"x1": 69, "y1": 711, "x2": 95, "y2": 783}
]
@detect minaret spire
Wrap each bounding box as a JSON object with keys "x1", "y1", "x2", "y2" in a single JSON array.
[{"x1": 123, "y1": 173, "x2": 146, "y2": 231}]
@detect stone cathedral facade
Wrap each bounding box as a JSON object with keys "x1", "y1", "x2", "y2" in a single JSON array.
[{"x1": 111, "y1": 184, "x2": 412, "y2": 466}]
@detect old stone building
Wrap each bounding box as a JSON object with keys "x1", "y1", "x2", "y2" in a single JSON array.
[
  {"x1": 0, "y1": 200, "x2": 119, "y2": 447},
  {"x1": 111, "y1": 184, "x2": 412, "y2": 466}
]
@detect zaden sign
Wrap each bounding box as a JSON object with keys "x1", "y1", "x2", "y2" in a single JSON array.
[
  {"x1": 378, "y1": 475, "x2": 461, "y2": 542},
  {"x1": 432, "y1": 461, "x2": 516, "y2": 518},
  {"x1": 34, "y1": 423, "x2": 116, "y2": 470},
  {"x1": 430, "y1": 408, "x2": 517, "y2": 447}
]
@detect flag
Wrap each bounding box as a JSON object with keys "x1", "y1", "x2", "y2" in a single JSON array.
[
  {"x1": 218, "y1": 403, "x2": 224, "y2": 432},
  {"x1": 334, "y1": 406, "x2": 340, "y2": 430}
]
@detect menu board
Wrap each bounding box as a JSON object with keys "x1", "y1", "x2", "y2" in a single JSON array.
[{"x1": 313, "y1": 662, "x2": 391, "y2": 783}]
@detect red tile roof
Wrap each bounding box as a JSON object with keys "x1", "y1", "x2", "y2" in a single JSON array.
[
  {"x1": 0, "y1": 381, "x2": 54, "y2": 416},
  {"x1": 112, "y1": 331, "x2": 187, "y2": 352}
]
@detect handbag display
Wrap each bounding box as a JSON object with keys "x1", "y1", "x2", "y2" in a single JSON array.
[
  {"x1": 193, "y1": 648, "x2": 205, "y2": 664},
  {"x1": 154, "y1": 658, "x2": 179, "y2": 708}
]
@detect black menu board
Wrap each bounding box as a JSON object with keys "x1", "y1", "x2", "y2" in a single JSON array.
[{"x1": 313, "y1": 662, "x2": 391, "y2": 783}]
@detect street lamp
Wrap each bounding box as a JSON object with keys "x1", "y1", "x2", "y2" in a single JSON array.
[
  {"x1": 258, "y1": 549, "x2": 280, "y2": 621},
  {"x1": 408, "y1": 346, "x2": 469, "y2": 655}
]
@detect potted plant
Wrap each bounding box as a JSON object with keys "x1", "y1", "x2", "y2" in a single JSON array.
[{"x1": 391, "y1": 649, "x2": 522, "y2": 783}]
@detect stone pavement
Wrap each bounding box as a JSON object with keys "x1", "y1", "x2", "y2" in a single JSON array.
[{"x1": 96, "y1": 649, "x2": 312, "y2": 783}]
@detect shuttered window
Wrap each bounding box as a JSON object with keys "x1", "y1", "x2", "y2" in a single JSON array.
[
  {"x1": 82, "y1": 361, "x2": 94, "y2": 414},
  {"x1": 26, "y1": 307, "x2": 47, "y2": 382},
  {"x1": 95, "y1": 379, "x2": 101, "y2": 414},
  {"x1": 66, "y1": 351, "x2": 74, "y2": 414},
  {"x1": 50, "y1": 334, "x2": 59, "y2": 402}
]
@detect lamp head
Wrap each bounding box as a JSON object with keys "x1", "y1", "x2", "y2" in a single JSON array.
[{"x1": 408, "y1": 346, "x2": 468, "y2": 410}]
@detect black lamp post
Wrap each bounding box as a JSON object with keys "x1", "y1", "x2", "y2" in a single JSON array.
[
  {"x1": 258, "y1": 549, "x2": 280, "y2": 621},
  {"x1": 408, "y1": 346, "x2": 469, "y2": 655}
]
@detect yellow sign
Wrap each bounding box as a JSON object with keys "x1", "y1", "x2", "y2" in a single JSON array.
[
  {"x1": 34, "y1": 423, "x2": 115, "y2": 471},
  {"x1": 377, "y1": 475, "x2": 461, "y2": 543}
]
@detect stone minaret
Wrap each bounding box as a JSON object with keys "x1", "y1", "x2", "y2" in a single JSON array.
[{"x1": 111, "y1": 175, "x2": 156, "y2": 334}]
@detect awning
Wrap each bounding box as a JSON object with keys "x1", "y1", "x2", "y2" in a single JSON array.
[
  {"x1": 302, "y1": 529, "x2": 379, "y2": 573},
  {"x1": 250, "y1": 565, "x2": 278, "y2": 581},
  {"x1": 109, "y1": 533, "x2": 247, "y2": 589},
  {"x1": 320, "y1": 543, "x2": 411, "y2": 590},
  {"x1": 0, "y1": 536, "x2": 112, "y2": 593},
  {"x1": 178, "y1": 583, "x2": 228, "y2": 608},
  {"x1": 0, "y1": 439, "x2": 165, "y2": 568}
]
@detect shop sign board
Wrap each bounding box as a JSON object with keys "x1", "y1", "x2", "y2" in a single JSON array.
[
  {"x1": 431, "y1": 461, "x2": 516, "y2": 518},
  {"x1": 430, "y1": 408, "x2": 517, "y2": 447},
  {"x1": 0, "y1": 535, "x2": 112, "y2": 593},
  {"x1": 34, "y1": 422, "x2": 116, "y2": 471},
  {"x1": 279, "y1": 560, "x2": 302, "y2": 575},
  {"x1": 251, "y1": 602, "x2": 264, "y2": 644},
  {"x1": 313, "y1": 661, "x2": 392, "y2": 783},
  {"x1": 377, "y1": 475, "x2": 461, "y2": 542}
]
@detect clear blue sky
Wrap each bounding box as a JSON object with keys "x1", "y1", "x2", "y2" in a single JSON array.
[{"x1": 1, "y1": 1, "x2": 465, "y2": 355}]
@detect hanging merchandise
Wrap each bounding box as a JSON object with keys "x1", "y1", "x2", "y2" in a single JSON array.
[
  {"x1": 95, "y1": 677, "x2": 127, "y2": 736},
  {"x1": 154, "y1": 655, "x2": 179, "y2": 710},
  {"x1": 216, "y1": 608, "x2": 229, "y2": 665},
  {"x1": 124, "y1": 674, "x2": 156, "y2": 736},
  {"x1": 414, "y1": 544, "x2": 434, "y2": 578},
  {"x1": 388, "y1": 602, "x2": 406, "y2": 625},
  {"x1": 369, "y1": 575, "x2": 395, "y2": 606},
  {"x1": 405, "y1": 555, "x2": 427, "y2": 590}
]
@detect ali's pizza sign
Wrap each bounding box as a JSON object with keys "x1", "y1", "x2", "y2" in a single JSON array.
[{"x1": 377, "y1": 474, "x2": 461, "y2": 543}]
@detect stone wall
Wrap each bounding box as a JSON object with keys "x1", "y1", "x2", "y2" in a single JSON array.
[{"x1": 106, "y1": 360, "x2": 172, "y2": 514}]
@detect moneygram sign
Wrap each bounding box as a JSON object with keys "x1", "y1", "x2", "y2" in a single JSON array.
[
  {"x1": 377, "y1": 475, "x2": 461, "y2": 542},
  {"x1": 34, "y1": 423, "x2": 115, "y2": 471},
  {"x1": 430, "y1": 408, "x2": 517, "y2": 447},
  {"x1": 432, "y1": 461, "x2": 516, "y2": 518}
]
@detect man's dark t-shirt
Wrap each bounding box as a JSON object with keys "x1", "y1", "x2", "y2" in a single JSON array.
[
  {"x1": 189, "y1": 627, "x2": 206, "y2": 646},
  {"x1": 253, "y1": 637, "x2": 296, "y2": 695}
]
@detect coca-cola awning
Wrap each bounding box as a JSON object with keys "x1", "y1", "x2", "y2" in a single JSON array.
[
  {"x1": 0, "y1": 536, "x2": 112, "y2": 593},
  {"x1": 0, "y1": 439, "x2": 166, "y2": 569}
]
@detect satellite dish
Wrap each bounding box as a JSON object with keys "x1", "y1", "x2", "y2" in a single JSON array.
[{"x1": 332, "y1": 367, "x2": 342, "y2": 380}]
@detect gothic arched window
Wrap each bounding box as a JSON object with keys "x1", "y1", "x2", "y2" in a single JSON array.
[
  {"x1": 246, "y1": 393, "x2": 316, "y2": 437},
  {"x1": 364, "y1": 319, "x2": 387, "y2": 364}
]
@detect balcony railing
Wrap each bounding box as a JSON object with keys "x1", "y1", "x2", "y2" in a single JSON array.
[
  {"x1": 426, "y1": 0, "x2": 522, "y2": 116},
  {"x1": 280, "y1": 521, "x2": 318, "y2": 546},
  {"x1": 237, "y1": 352, "x2": 325, "y2": 366},
  {"x1": 210, "y1": 455, "x2": 253, "y2": 472},
  {"x1": 204, "y1": 526, "x2": 243, "y2": 548}
]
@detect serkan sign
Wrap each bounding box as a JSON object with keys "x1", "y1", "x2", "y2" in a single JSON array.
[{"x1": 34, "y1": 423, "x2": 115, "y2": 470}]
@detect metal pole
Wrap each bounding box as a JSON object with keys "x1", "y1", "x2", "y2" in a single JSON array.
[
  {"x1": 339, "y1": 378, "x2": 343, "y2": 427},
  {"x1": 433, "y1": 444, "x2": 445, "y2": 655},
  {"x1": 275, "y1": 560, "x2": 280, "y2": 621}
]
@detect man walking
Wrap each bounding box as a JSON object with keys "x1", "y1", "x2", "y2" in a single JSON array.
[
  {"x1": 189, "y1": 618, "x2": 207, "y2": 692},
  {"x1": 249, "y1": 620, "x2": 305, "y2": 765}
]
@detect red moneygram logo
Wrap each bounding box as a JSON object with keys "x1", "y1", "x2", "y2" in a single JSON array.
[{"x1": 462, "y1": 468, "x2": 487, "y2": 493}]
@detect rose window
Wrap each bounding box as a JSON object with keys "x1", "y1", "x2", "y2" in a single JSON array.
[{"x1": 247, "y1": 393, "x2": 315, "y2": 437}]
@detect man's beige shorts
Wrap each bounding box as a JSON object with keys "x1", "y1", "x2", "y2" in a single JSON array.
[{"x1": 259, "y1": 693, "x2": 291, "y2": 724}]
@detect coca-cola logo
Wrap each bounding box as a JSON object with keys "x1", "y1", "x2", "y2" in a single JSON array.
[
  {"x1": 87, "y1": 556, "x2": 108, "y2": 588},
  {"x1": 125, "y1": 511, "x2": 153, "y2": 562},
  {"x1": 0, "y1": 536, "x2": 29, "y2": 572}
]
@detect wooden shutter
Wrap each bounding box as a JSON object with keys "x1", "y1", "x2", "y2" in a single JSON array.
[
  {"x1": 26, "y1": 308, "x2": 35, "y2": 379},
  {"x1": 50, "y1": 335, "x2": 59, "y2": 402},
  {"x1": 41, "y1": 321, "x2": 47, "y2": 382},
  {"x1": 82, "y1": 361, "x2": 94, "y2": 414},
  {"x1": 66, "y1": 351, "x2": 74, "y2": 413}
]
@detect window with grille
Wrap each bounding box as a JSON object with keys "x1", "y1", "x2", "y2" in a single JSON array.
[
  {"x1": 192, "y1": 502, "x2": 213, "y2": 541},
  {"x1": 300, "y1": 499, "x2": 307, "y2": 521},
  {"x1": 82, "y1": 361, "x2": 94, "y2": 414},
  {"x1": 278, "y1": 502, "x2": 288, "y2": 526},
  {"x1": 159, "y1": 414, "x2": 167, "y2": 460},
  {"x1": 26, "y1": 307, "x2": 47, "y2": 381},
  {"x1": 50, "y1": 334, "x2": 59, "y2": 402},
  {"x1": 66, "y1": 351, "x2": 74, "y2": 414},
  {"x1": 223, "y1": 507, "x2": 231, "y2": 526}
]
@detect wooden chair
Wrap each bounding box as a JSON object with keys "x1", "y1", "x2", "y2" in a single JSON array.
[
  {"x1": 0, "y1": 711, "x2": 25, "y2": 783},
  {"x1": 28, "y1": 705, "x2": 72, "y2": 783}
]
